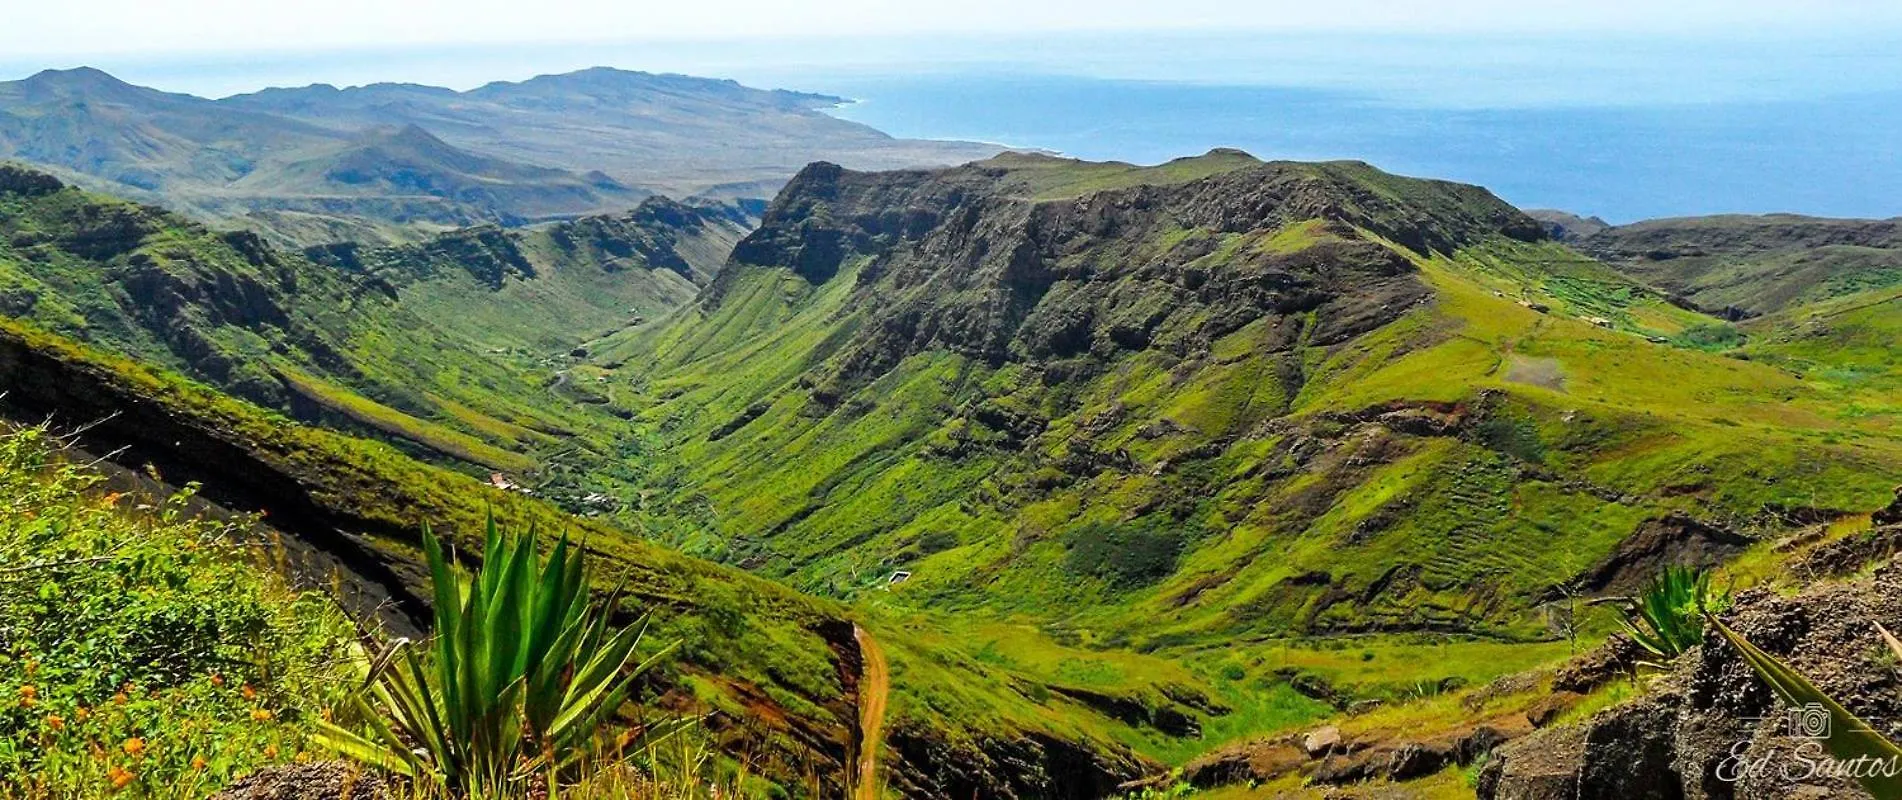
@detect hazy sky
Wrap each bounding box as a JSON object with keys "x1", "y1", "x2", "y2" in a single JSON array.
[{"x1": 8, "y1": 0, "x2": 1899, "y2": 58}]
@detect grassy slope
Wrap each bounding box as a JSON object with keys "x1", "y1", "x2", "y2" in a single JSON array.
[
  {"x1": 0, "y1": 426, "x2": 357, "y2": 798},
  {"x1": 0, "y1": 313, "x2": 879, "y2": 793},
  {"x1": 0, "y1": 170, "x2": 751, "y2": 499},
  {"x1": 0, "y1": 172, "x2": 1167, "y2": 793},
  {"x1": 1572, "y1": 213, "x2": 1902, "y2": 316},
  {"x1": 587, "y1": 154, "x2": 1902, "y2": 766}
]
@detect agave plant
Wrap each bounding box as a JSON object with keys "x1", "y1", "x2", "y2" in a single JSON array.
[
  {"x1": 1711, "y1": 616, "x2": 1902, "y2": 799},
  {"x1": 1620, "y1": 565, "x2": 1725, "y2": 663},
  {"x1": 316, "y1": 517, "x2": 678, "y2": 798}
]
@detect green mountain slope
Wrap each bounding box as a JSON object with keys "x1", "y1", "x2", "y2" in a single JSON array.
[
  {"x1": 0, "y1": 163, "x2": 736, "y2": 480},
  {"x1": 0, "y1": 312, "x2": 875, "y2": 794},
  {"x1": 0, "y1": 161, "x2": 1192, "y2": 797},
  {"x1": 1544, "y1": 212, "x2": 1902, "y2": 317},
  {"x1": 9, "y1": 147, "x2": 1901, "y2": 796},
  {"x1": 583, "y1": 152, "x2": 1902, "y2": 767}
]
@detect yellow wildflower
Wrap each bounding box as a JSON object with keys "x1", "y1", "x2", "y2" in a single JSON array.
[{"x1": 121, "y1": 738, "x2": 145, "y2": 757}]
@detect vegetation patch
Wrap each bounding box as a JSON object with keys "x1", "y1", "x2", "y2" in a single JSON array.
[
  {"x1": 0, "y1": 427, "x2": 354, "y2": 797},
  {"x1": 1063, "y1": 520, "x2": 1186, "y2": 589}
]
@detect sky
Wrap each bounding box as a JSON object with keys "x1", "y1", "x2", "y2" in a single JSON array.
[
  {"x1": 6, "y1": 0, "x2": 1901, "y2": 61},
  {"x1": 3, "y1": 0, "x2": 1897, "y2": 219}
]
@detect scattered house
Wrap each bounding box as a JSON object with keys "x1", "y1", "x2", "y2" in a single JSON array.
[
  {"x1": 1583, "y1": 316, "x2": 1614, "y2": 328},
  {"x1": 887, "y1": 570, "x2": 913, "y2": 586},
  {"x1": 488, "y1": 472, "x2": 526, "y2": 493},
  {"x1": 1647, "y1": 335, "x2": 1671, "y2": 344},
  {"x1": 1517, "y1": 299, "x2": 1551, "y2": 313}
]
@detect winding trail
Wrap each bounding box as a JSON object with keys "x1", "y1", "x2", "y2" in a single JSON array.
[{"x1": 853, "y1": 624, "x2": 890, "y2": 800}]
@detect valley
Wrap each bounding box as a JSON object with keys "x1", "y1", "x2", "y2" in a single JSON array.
[{"x1": 1, "y1": 86, "x2": 1899, "y2": 798}]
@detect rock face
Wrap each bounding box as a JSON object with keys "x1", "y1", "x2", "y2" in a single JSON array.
[
  {"x1": 1481, "y1": 556, "x2": 1902, "y2": 800},
  {"x1": 886, "y1": 723, "x2": 1148, "y2": 800},
  {"x1": 724, "y1": 157, "x2": 1540, "y2": 403},
  {"x1": 1574, "y1": 513, "x2": 1754, "y2": 594},
  {"x1": 210, "y1": 762, "x2": 386, "y2": 800},
  {"x1": 1875, "y1": 487, "x2": 1902, "y2": 527},
  {"x1": 0, "y1": 163, "x2": 64, "y2": 195}
]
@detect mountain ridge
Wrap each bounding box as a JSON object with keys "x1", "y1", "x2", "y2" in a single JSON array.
[
  {"x1": 1537, "y1": 210, "x2": 1902, "y2": 317},
  {"x1": 576, "y1": 153, "x2": 1900, "y2": 786},
  {"x1": 6, "y1": 141, "x2": 1902, "y2": 798},
  {"x1": 0, "y1": 66, "x2": 1003, "y2": 247}
]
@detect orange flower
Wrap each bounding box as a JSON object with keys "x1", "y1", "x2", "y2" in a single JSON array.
[
  {"x1": 240, "y1": 684, "x2": 257, "y2": 701},
  {"x1": 74, "y1": 706, "x2": 91, "y2": 722},
  {"x1": 190, "y1": 755, "x2": 207, "y2": 771},
  {"x1": 19, "y1": 685, "x2": 36, "y2": 708},
  {"x1": 262, "y1": 744, "x2": 279, "y2": 759},
  {"x1": 251, "y1": 708, "x2": 274, "y2": 721},
  {"x1": 107, "y1": 764, "x2": 134, "y2": 789},
  {"x1": 112, "y1": 691, "x2": 128, "y2": 706},
  {"x1": 45, "y1": 714, "x2": 64, "y2": 731},
  {"x1": 209, "y1": 673, "x2": 225, "y2": 688},
  {"x1": 122, "y1": 737, "x2": 146, "y2": 756}
]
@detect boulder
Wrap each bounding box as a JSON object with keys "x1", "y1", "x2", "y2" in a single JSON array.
[
  {"x1": 1303, "y1": 725, "x2": 1343, "y2": 756},
  {"x1": 1387, "y1": 741, "x2": 1452, "y2": 781}
]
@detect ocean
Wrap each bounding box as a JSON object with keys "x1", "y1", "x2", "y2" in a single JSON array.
[{"x1": 821, "y1": 73, "x2": 1901, "y2": 223}]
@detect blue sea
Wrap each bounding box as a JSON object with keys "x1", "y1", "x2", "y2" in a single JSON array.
[
  {"x1": 819, "y1": 73, "x2": 1902, "y2": 223},
  {"x1": 12, "y1": 30, "x2": 1900, "y2": 222}
]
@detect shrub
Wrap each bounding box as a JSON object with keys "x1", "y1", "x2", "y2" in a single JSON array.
[
  {"x1": 1062, "y1": 520, "x2": 1183, "y2": 589},
  {"x1": 1619, "y1": 565, "x2": 1726, "y2": 664},
  {"x1": 316, "y1": 517, "x2": 677, "y2": 798},
  {"x1": 1671, "y1": 323, "x2": 1745, "y2": 352}
]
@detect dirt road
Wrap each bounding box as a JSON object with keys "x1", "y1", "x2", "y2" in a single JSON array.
[{"x1": 853, "y1": 624, "x2": 889, "y2": 800}]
